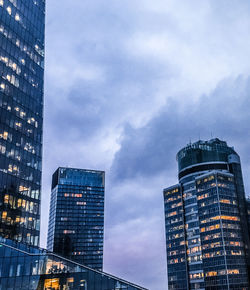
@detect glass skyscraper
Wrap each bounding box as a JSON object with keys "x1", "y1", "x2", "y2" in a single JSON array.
[
  {"x1": 47, "y1": 167, "x2": 105, "y2": 271},
  {"x1": 0, "y1": 0, "x2": 45, "y2": 246},
  {"x1": 164, "y1": 139, "x2": 250, "y2": 289}
]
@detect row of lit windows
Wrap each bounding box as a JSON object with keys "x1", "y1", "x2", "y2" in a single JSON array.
[
  {"x1": 168, "y1": 257, "x2": 185, "y2": 264},
  {"x1": 166, "y1": 217, "x2": 183, "y2": 224},
  {"x1": 189, "y1": 272, "x2": 204, "y2": 280},
  {"x1": 64, "y1": 193, "x2": 82, "y2": 198},
  {"x1": 1, "y1": 211, "x2": 39, "y2": 230},
  {"x1": 165, "y1": 195, "x2": 182, "y2": 203},
  {"x1": 170, "y1": 202, "x2": 183, "y2": 209},
  {"x1": 167, "y1": 211, "x2": 178, "y2": 217},
  {"x1": 203, "y1": 250, "x2": 244, "y2": 259},
  {"x1": 197, "y1": 182, "x2": 232, "y2": 192},
  {"x1": 166, "y1": 224, "x2": 184, "y2": 233},
  {"x1": 200, "y1": 215, "x2": 240, "y2": 224},
  {"x1": 183, "y1": 190, "x2": 196, "y2": 199},
  {"x1": 201, "y1": 223, "x2": 220, "y2": 232},
  {"x1": 3, "y1": 194, "x2": 39, "y2": 214},
  {"x1": 212, "y1": 215, "x2": 239, "y2": 221},
  {"x1": 0, "y1": 147, "x2": 41, "y2": 173},
  {"x1": 0, "y1": 56, "x2": 42, "y2": 99},
  {"x1": 0, "y1": 101, "x2": 39, "y2": 127},
  {"x1": 0, "y1": 54, "x2": 21, "y2": 75},
  {"x1": 187, "y1": 246, "x2": 201, "y2": 255},
  {"x1": 72, "y1": 250, "x2": 102, "y2": 256},
  {"x1": 168, "y1": 232, "x2": 184, "y2": 240},
  {"x1": 167, "y1": 240, "x2": 185, "y2": 248},
  {"x1": 187, "y1": 237, "x2": 200, "y2": 245},
  {"x1": 188, "y1": 254, "x2": 202, "y2": 263},
  {"x1": 0, "y1": 131, "x2": 38, "y2": 154},
  {"x1": 197, "y1": 175, "x2": 215, "y2": 184},
  {"x1": 165, "y1": 188, "x2": 179, "y2": 196},
  {"x1": 203, "y1": 241, "x2": 221, "y2": 249},
  {"x1": 206, "y1": 269, "x2": 239, "y2": 277},
  {"x1": 10, "y1": 232, "x2": 39, "y2": 246},
  {"x1": 0, "y1": 18, "x2": 43, "y2": 68},
  {"x1": 0, "y1": 161, "x2": 41, "y2": 183}
]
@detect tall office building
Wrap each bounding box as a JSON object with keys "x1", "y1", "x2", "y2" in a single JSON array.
[
  {"x1": 164, "y1": 139, "x2": 250, "y2": 290},
  {"x1": 47, "y1": 167, "x2": 105, "y2": 271},
  {"x1": 0, "y1": 0, "x2": 45, "y2": 246}
]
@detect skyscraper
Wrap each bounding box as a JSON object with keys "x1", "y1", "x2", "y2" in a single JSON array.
[
  {"x1": 0, "y1": 0, "x2": 45, "y2": 246},
  {"x1": 47, "y1": 167, "x2": 105, "y2": 271},
  {"x1": 164, "y1": 139, "x2": 250, "y2": 289}
]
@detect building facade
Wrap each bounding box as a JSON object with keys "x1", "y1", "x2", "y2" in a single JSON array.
[
  {"x1": 0, "y1": 237, "x2": 147, "y2": 290},
  {"x1": 164, "y1": 139, "x2": 250, "y2": 289},
  {"x1": 47, "y1": 167, "x2": 105, "y2": 271},
  {"x1": 0, "y1": 0, "x2": 45, "y2": 246}
]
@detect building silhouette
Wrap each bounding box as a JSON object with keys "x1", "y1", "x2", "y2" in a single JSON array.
[
  {"x1": 47, "y1": 167, "x2": 105, "y2": 271},
  {"x1": 0, "y1": 0, "x2": 45, "y2": 246},
  {"x1": 164, "y1": 139, "x2": 250, "y2": 289}
]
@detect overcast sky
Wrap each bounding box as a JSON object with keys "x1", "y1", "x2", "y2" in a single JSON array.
[{"x1": 41, "y1": 1, "x2": 250, "y2": 289}]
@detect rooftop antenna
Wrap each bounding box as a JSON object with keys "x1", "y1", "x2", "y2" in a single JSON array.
[{"x1": 211, "y1": 132, "x2": 213, "y2": 139}]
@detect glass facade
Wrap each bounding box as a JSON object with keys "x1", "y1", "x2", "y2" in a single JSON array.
[
  {"x1": 164, "y1": 139, "x2": 250, "y2": 289},
  {"x1": 0, "y1": 237, "x2": 147, "y2": 290},
  {"x1": 47, "y1": 167, "x2": 105, "y2": 271},
  {"x1": 0, "y1": 0, "x2": 45, "y2": 246}
]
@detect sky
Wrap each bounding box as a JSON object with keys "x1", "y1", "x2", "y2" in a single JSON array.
[{"x1": 42, "y1": 1, "x2": 250, "y2": 289}]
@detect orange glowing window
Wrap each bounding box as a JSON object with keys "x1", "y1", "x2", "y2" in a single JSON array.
[
  {"x1": 168, "y1": 211, "x2": 177, "y2": 217},
  {"x1": 220, "y1": 199, "x2": 231, "y2": 204},
  {"x1": 4, "y1": 194, "x2": 9, "y2": 204},
  {"x1": 2, "y1": 211, "x2": 7, "y2": 220},
  {"x1": 17, "y1": 199, "x2": 22, "y2": 207},
  {"x1": 44, "y1": 278, "x2": 60, "y2": 289},
  {"x1": 227, "y1": 269, "x2": 239, "y2": 275},
  {"x1": 206, "y1": 271, "x2": 217, "y2": 277}
]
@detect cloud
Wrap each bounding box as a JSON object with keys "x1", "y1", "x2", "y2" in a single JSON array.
[
  {"x1": 111, "y1": 76, "x2": 250, "y2": 186},
  {"x1": 41, "y1": 1, "x2": 250, "y2": 289}
]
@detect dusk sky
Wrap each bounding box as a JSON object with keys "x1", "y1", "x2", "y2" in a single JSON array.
[{"x1": 41, "y1": 1, "x2": 250, "y2": 289}]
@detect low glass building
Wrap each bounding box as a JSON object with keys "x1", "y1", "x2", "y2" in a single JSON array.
[
  {"x1": 164, "y1": 139, "x2": 250, "y2": 290},
  {"x1": 0, "y1": 237, "x2": 147, "y2": 290}
]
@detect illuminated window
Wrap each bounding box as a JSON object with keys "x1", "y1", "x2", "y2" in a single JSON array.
[
  {"x1": 6, "y1": 6, "x2": 11, "y2": 15},
  {"x1": 227, "y1": 269, "x2": 239, "y2": 275},
  {"x1": 4, "y1": 194, "x2": 9, "y2": 204},
  {"x1": 63, "y1": 230, "x2": 75, "y2": 234},
  {"x1": 2, "y1": 212, "x2": 7, "y2": 220},
  {"x1": 206, "y1": 271, "x2": 217, "y2": 277},
  {"x1": 77, "y1": 202, "x2": 86, "y2": 205},
  {"x1": 15, "y1": 13, "x2": 20, "y2": 21},
  {"x1": 44, "y1": 278, "x2": 59, "y2": 289},
  {"x1": 220, "y1": 199, "x2": 231, "y2": 204}
]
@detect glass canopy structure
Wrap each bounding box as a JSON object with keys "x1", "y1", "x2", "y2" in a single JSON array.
[{"x1": 0, "y1": 237, "x2": 147, "y2": 290}]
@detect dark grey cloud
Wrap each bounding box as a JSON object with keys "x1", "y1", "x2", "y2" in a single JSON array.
[{"x1": 111, "y1": 76, "x2": 250, "y2": 190}]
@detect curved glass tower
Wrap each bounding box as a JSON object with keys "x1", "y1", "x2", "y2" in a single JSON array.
[{"x1": 164, "y1": 139, "x2": 250, "y2": 290}]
